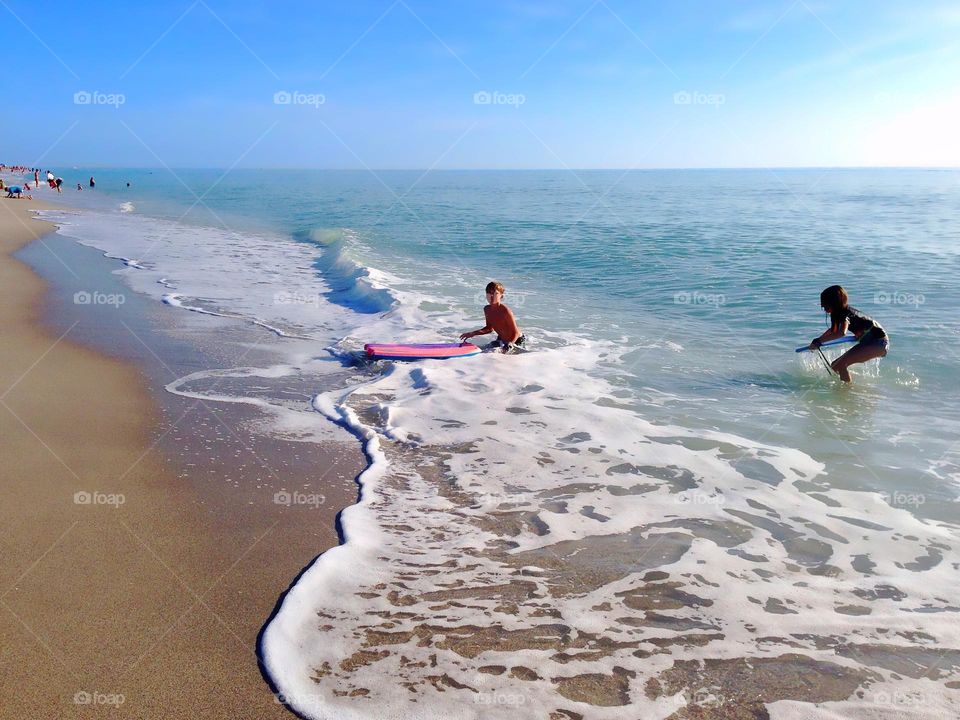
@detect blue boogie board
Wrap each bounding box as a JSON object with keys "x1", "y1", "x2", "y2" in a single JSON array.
[{"x1": 795, "y1": 336, "x2": 857, "y2": 353}]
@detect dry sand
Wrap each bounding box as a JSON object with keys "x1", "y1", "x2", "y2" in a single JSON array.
[{"x1": 0, "y1": 197, "x2": 362, "y2": 718}]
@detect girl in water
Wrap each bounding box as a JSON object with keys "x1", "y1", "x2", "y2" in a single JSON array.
[{"x1": 809, "y1": 285, "x2": 888, "y2": 382}]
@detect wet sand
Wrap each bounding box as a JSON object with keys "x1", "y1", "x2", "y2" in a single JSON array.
[{"x1": 0, "y1": 196, "x2": 363, "y2": 719}]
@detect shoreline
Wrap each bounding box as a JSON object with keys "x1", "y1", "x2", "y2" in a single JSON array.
[
  {"x1": 1, "y1": 196, "x2": 364, "y2": 718},
  {"x1": 6, "y1": 173, "x2": 959, "y2": 718}
]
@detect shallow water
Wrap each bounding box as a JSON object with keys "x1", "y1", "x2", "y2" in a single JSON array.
[{"x1": 26, "y1": 167, "x2": 960, "y2": 717}]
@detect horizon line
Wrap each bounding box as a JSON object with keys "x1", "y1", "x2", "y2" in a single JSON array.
[{"x1": 27, "y1": 165, "x2": 960, "y2": 172}]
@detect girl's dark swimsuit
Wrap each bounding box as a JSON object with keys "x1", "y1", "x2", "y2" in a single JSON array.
[{"x1": 831, "y1": 306, "x2": 889, "y2": 349}]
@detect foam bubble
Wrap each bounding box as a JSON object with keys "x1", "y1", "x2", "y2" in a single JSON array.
[
  {"x1": 37, "y1": 204, "x2": 960, "y2": 717},
  {"x1": 262, "y1": 330, "x2": 960, "y2": 718}
]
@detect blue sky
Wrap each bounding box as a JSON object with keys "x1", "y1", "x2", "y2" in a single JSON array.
[{"x1": 2, "y1": 1, "x2": 958, "y2": 168}]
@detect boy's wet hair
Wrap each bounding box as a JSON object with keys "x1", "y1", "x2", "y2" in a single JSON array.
[
  {"x1": 820, "y1": 285, "x2": 848, "y2": 311},
  {"x1": 485, "y1": 281, "x2": 505, "y2": 295}
]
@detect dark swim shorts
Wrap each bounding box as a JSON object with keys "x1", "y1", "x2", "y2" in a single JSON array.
[
  {"x1": 488, "y1": 334, "x2": 526, "y2": 353},
  {"x1": 857, "y1": 330, "x2": 889, "y2": 351}
]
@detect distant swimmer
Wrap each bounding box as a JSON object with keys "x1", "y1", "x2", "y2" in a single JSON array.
[
  {"x1": 460, "y1": 280, "x2": 525, "y2": 353},
  {"x1": 808, "y1": 285, "x2": 888, "y2": 383}
]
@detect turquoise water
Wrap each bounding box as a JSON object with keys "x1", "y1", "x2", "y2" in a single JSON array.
[
  {"x1": 57, "y1": 167, "x2": 960, "y2": 518},
  {"x1": 32, "y1": 167, "x2": 960, "y2": 716}
]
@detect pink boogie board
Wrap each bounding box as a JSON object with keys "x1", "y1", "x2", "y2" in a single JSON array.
[{"x1": 364, "y1": 342, "x2": 481, "y2": 360}]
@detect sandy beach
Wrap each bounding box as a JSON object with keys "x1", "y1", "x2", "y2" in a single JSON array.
[
  {"x1": 0, "y1": 196, "x2": 363, "y2": 718},
  {"x1": 5, "y1": 169, "x2": 960, "y2": 718},
  {"x1": 6, "y1": 3, "x2": 960, "y2": 716}
]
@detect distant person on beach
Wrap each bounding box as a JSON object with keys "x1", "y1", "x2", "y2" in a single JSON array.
[
  {"x1": 89, "y1": 176, "x2": 95, "y2": 188},
  {"x1": 34, "y1": 169, "x2": 39, "y2": 186},
  {"x1": 808, "y1": 285, "x2": 888, "y2": 383},
  {"x1": 6, "y1": 185, "x2": 23, "y2": 198},
  {"x1": 55, "y1": 177, "x2": 63, "y2": 193},
  {"x1": 460, "y1": 281, "x2": 525, "y2": 353},
  {"x1": 76, "y1": 183, "x2": 83, "y2": 191}
]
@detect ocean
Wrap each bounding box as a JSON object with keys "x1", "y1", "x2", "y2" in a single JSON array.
[{"x1": 32, "y1": 167, "x2": 960, "y2": 717}]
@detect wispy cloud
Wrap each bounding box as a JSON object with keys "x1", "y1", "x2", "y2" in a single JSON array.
[
  {"x1": 848, "y1": 42, "x2": 960, "y2": 81},
  {"x1": 570, "y1": 60, "x2": 642, "y2": 78},
  {"x1": 775, "y1": 31, "x2": 929, "y2": 82},
  {"x1": 508, "y1": 1, "x2": 578, "y2": 20},
  {"x1": 721, "y1": 2, "x2": 804, "y2": 33},
  {"x1": 888, "y1": 2, "x2": 960, "y2": 27}
]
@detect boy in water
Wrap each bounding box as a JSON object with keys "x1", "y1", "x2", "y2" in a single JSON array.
[
  {"x1": 460, "y1": 281, "x2": 525, "y2": 353},
  {"x1": 809, "y1": 285, "x2": 888, "y2": 382}
]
